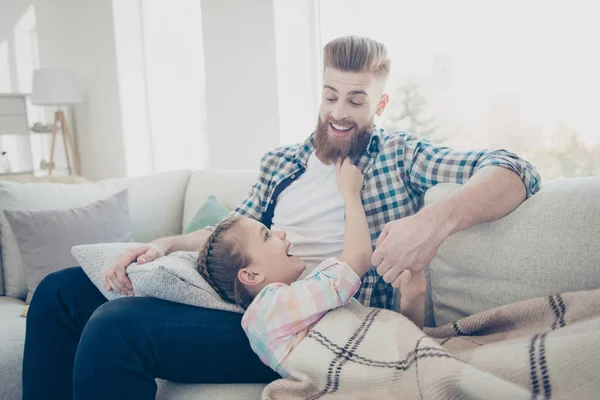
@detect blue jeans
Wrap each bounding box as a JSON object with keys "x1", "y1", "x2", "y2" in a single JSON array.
[{"x1": 22, "y1": 267, "x2": 278, "y2": 400}]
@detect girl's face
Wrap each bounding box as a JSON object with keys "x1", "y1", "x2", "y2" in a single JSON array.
[{"x1": 237, "y1": 217, "x2": 306, "y2": 287}]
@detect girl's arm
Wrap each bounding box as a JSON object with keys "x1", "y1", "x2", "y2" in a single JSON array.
[
  {"x1": 338, "y1": 194, "x2": 373, "y2": 278},
  {"x1": 335, "y1": 158, "x2": 372, "y2": 277},
  {"x1": 398, "y1": 269, "x2": 426, "y2": 329}
]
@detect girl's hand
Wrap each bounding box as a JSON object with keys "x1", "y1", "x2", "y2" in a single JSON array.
[
  {"x1": 103, "y1": 243, "x2": 166, "y2": 295},
  {"x1": 336, "y1": 157, "x2": 364, "y2": 199},
  {"x1": 399, "y1": 269, "x2": 427, "y2": 297}
]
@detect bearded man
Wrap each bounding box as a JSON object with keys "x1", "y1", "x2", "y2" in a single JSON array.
[{"x1": 23, "y1": 35, "x2": 541, "y2": 399}]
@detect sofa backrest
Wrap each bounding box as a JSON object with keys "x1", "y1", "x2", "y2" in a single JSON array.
[
  {"x1": 6, "y1": 166, "x2": 596, "y2": 329},
  {"x1": 182, "y1": 168, "x2": 259, "y2": 229},
  {"x1": 182, "y1": 170, "x2": 600, "y2": 328},
  {"x1": 425, "y1": 176, "x2": 600, "y2": 327},
  {"x1": 101, "y1": 169, "x2": 191, "y2": 242}
]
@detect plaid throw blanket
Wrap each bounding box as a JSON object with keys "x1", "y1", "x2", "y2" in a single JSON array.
[{"x1": 262, "y1": 289, "x2": 600, "y2": 399}]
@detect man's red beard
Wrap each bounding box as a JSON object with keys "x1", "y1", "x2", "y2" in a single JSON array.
[{"x1": 314, "y1": 116, "x2": 372, "y2": 164}]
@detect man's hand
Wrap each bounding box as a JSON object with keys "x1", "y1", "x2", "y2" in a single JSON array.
[
  {"x1": 103, "y1": 244, "x2": 167, "y2": 295},
  {"x1": 371, "y1": 206, "x2": 452, "y2": 288}
]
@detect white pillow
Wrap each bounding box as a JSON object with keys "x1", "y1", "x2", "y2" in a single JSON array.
[{"x1": 71, "y1": 243, "x2": 243, "y2": 313}]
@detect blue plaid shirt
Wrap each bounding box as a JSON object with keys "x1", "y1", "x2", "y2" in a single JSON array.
[{"x1": 228, "y1": 127, "x2": 541, "y2": 309}]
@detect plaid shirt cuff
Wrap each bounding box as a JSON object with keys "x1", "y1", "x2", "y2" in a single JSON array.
[{"x1": 475, "y1": 149, "x2": 542, "y2": 198}]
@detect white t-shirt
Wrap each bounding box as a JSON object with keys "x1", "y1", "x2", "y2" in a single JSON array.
[{"x1": 271, "y1": 153, "x2": 345, "y2": 278}]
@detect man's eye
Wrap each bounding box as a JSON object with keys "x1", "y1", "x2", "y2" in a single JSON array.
[{"x1": 350, "y1": 101, "x2": 363, "y2": 106}]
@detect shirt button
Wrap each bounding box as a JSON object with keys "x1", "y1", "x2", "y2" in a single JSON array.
[
  {"x1": 291, "y1": 174, "x2": 296, "y2": 179},
  {"x1": 270, "y1": 199, "x2": 274, "y2": 204}
]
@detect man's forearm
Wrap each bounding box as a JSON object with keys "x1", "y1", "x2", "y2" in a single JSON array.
[
  {"x1": 426, "y1": 166, "x2": 527, "y2": 237},
  {"x1": 150, "y1": 228, "x2": 212, "y2": 254}
]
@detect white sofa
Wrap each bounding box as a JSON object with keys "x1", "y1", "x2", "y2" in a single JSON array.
[{"x1": 0, "y1": 168, "x2": 598, "y2": 400}]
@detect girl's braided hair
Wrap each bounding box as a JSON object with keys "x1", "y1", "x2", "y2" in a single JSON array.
[{"x1": 197, "y1": 216, "x2": 253, "y2": 308}]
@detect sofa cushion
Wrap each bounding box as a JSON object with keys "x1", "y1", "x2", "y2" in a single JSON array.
[
  {"x1": 0, "y1": 296, "x2": 26, "y2": 400},
  {"x1": 0, "y1": 167, "x2": 91, "y2": 295},
  {"x1": 183, "y1": 169, "x2": 258, "y2": 230},
  {"x1": 183, "y1": 195, "x2": 231, "y2": 234},
  {"x1": 156, "y1": 381, "x2": 265, "y2": 400},
  {"x1": 72, "y1": 243, "x2": 243, "y2": 313},
  {"x1": 425, "y1": 176, "x2": 600, "y2": 326},
  {"x1": 0, "y1": 169, "x2": 190, "y2": 300},
  {"x1": 4, "y1": 190, "x2": 133, "y2": 304}
]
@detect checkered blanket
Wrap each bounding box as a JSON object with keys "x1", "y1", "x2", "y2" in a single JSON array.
[{"x1": 262, "y1": 289, "x2": 600, "y2": 399}]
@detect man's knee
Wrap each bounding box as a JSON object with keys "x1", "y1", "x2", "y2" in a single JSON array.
[
  {"x1": 81, "y1": 298, "x2": 146, "y2": 345},
  {"x1": 76, "y1": 298, "x2": 151, "y2": 374},
  {"x1": 29, "y1": 267, "x2": 85, "y2": 315},
  {"x1": 74, "y1": 298, "x2": 159, "y2": 397}
]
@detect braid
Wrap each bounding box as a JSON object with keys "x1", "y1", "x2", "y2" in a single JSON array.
[
  {"x1": 197, "y1": 216, "x2": 253, "y2": 308},
  {"x1": 198, "y1": 224, "x2": 223, "y2": 294}
]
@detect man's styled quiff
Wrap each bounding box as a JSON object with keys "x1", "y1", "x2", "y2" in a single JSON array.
[{"x1": 323, "y1": 35, "x2": 391, "y2": 80}]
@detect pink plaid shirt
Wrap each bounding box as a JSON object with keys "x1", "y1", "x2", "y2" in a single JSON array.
[{"x1": 241, "y1": 258, "x2": 362, "y2": 377}]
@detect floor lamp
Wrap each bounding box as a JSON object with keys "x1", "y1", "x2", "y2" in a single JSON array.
[{"x1": 31, "y1": 68, "x2": 83, "y2": 176}]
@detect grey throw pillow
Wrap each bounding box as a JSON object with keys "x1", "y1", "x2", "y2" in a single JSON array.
[
  {"x1": 4, "y1": 190, "x2": 133, "y2": 303},
  {"x1": 71, "y1": 243, "x2": 243, "y2": 313}
]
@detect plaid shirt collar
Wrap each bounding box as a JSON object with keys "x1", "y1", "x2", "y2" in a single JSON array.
[{"x1": 293, "y1": 126, "x2": 384, "y2": 168}]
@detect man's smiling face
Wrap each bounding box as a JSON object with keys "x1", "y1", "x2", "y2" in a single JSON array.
[{"x1": 315, "y1": 67, "x2": 388, "y2": 164}]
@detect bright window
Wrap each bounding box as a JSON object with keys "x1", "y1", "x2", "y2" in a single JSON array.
[
  {"x1": 112, "y1": 0, "x2": 207, "y2": 177},
  {"x1": 140, "y1": 0, "x2": 208, "y2": 173},
  {"x1": 10, "y1": 5, "x2": 41, "y2": 173},
  {"x1": 317, "y1": 0, "x2": 599, "y2": 179}
]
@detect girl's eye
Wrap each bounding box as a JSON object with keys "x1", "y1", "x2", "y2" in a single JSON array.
[
  {"x1": 350, "y1": 101, "x2": 363, "y2": 106},
  {"x1": 326, "y1": 97, "x2": 336, "y2": 103},
  {"x1": 264, "y1": 231, "x2": 270, "y2": 240}
]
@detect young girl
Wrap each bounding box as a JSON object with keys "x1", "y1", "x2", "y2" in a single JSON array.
[{"x1": 197, "y1": 158, "x2": 426, "y2": 378}]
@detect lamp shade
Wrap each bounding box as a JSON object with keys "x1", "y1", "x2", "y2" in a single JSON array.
[{"x1": 31, "y1": 68, "x2": 83, "y2": 105}]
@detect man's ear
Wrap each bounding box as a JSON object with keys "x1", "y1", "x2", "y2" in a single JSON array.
[
  {"x1": 238, "y1": 268, "x2": 265, "y2": 286},
  {"x1": 376, "y1": 94, "x2": 389, "y2": 116}
]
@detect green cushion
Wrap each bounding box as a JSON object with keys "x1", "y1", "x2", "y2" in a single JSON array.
[{"x1": 183, "y1": 195, "x2": 230, "y2": 234}]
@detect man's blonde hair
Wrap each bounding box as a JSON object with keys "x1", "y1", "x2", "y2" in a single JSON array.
[{"x1": 323, "y1": 35, "x2": 391, "y2": 80}]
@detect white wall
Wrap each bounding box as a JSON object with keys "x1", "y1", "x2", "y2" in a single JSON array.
[
  {"x1": 1, "y1": 0, "x2": 319, "y2": 178},
  {"x1": 0, "y1": 0, "x2": 126, "y2": 180},
  {"x1": 35, "y1": 0, "x2": 126, "y2": 180},
  {"x1": 200, "y1": 0, "x2": 281, "y2": 169},
  {"x1": 0, "y1": 1, "x2": 71, "y2": 174}
]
